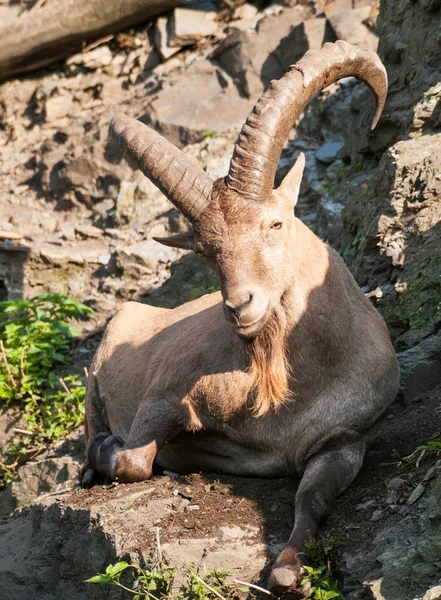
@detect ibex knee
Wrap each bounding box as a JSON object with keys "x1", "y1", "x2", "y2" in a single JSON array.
[{"x1": 113, "y1": 446, "x2": 155, "y2": 483}]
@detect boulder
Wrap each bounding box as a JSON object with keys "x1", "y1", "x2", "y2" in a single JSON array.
[
  {"x1": 0, "y1": 456, "x2": 82, "y2": 516},
  {"x1": 327, "y1": 7, "x2": 378, "y2": 52},
  {"x1": 211, "y1": 5, "x2": 313, "y2": 98},
  {"x1": 144, "y1": 59, "x2": 254, "y2": 146},
  {"x1": 278, "y1": 16, "x2": 336, "y2": 71},
  {"x1": 117, "y1": 239, "x2": 179, "y2": 272}
]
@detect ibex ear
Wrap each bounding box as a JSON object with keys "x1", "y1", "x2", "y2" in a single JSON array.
[
  {"x1": 153, "y1": 230, "x2": 195, "y2": 250},
  {"x1": 276, "y1": 153, "x2": 305, "y2": 207}
]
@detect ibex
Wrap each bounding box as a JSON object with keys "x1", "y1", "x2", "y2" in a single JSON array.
[{"x1": 82, "y1": 41, "x2": 399, "y2": 595}]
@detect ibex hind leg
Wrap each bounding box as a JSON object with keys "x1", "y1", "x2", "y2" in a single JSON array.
[{"x1": 268, "y1": 441, "x2": 366, "y2": 596}]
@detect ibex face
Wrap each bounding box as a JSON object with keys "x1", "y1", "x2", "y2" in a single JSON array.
[
  {"x1": 110, "y1": 40, "x2": 387, "y2": 339},
  {"x1": 195, "y1": 158, "x2": 305, "y2": 337}
]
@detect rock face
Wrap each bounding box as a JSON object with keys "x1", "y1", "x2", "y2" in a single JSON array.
[
  {"x1": 398, "y1": 335, "x2": 441, "y2": 402},
  {"x1": 352, "y1": 473, "x2": 441, "y2": 600},
  {"x1": 333, "y1": 133, "x2": 441, "y2": 351},
  {"x1": 366, "y1": 0, "x2": 441, "y2": 151}
]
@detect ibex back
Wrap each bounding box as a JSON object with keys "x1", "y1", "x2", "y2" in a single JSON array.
[{"x1": 82, "y1": 41, "x2": 399, "y2": 596}]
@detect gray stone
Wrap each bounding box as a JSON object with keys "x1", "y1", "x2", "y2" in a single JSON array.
[
  {"x1": 356, "y1": 499, "x2": 377, "y2": 511},
  {"x1": 75, "y1": 224, "x2": 103, "y2": 239},
  {"x1": 0, "y1": 482, "x2": 267, "y2": 599},
  {"x1": 420, "y1": 476, "x2": 441, "y2": 532},
  {"x1": 169, "y1": 6, "x2": 218, "y2": 47},
  {"x1": 371, "y1": 509, "x2": 385, "y2": 522},
  {"x1": 45, "y1": 91, "x2": 75, "y2": 122},
  {"x1": 416, "y1": 536, "x2": 441, "y2": 563},
  {"x1": 407, "y1": 483, "x2": 426, "y2": 505},
  {"x1": 398, "y1": 335, "x2": 441, "y2": 402},
  {"x1": 0, "y1": 456, "x2": 81, "y2": 516},
  {"x1": 66, "y1": 45, "x2": 113, "y2": 70},
  {"x1": 387, "y1": 477, "x2": 406, "y2": 490},
  {"x1": 315, "y1": 141, "x2": 345, "y2": 164}
]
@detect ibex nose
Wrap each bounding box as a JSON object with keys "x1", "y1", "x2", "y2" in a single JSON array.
[
  {"x1": 224, "y1": 294, "x2": 252, "y2": 317},
  {"x1": 223, "y1": 285, "x2": 269, "y2": 331}
]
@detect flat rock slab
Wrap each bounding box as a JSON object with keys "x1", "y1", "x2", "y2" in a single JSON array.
[
  {"x1": 145, "y1": 59, "x2": 254, "y2": 147},
  {"x1": 0, "y1": 473, "x2": 291, "y2": 600}
]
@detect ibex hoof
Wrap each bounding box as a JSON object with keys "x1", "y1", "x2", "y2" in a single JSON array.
[
  {"x1": 85, "y1": 432, "x2": 125, "y2": 482},
  {"x1": 79, "y1": 462, "x2": 109, "y2": 488},
  {"x1": 268, "y1": 565, "x2": 309, "y2": 598},
  {"x1": 268, "y1": 566, "x2": 298, "y2": 594}
]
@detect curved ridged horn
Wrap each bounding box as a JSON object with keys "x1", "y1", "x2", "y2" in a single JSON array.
[
  {"x1": 227, "y1": 40, "x2": 388, "y2": 201},
  {"x1": 110, "y1": 114, "x2": 213, "y2": 223}
]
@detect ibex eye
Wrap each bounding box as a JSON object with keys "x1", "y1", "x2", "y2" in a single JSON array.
[{"x1": 271, "y1": 222, "x2": 283, "y2": 230}]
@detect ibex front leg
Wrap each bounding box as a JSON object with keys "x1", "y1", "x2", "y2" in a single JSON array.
[
  {"x1": 268, "y1": 442, "x2": 365, "y2": 596},
  {"x1": 84, "y1": 399, "x2": 183, "y2": 485}
]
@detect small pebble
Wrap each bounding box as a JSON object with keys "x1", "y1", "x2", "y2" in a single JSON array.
[
  {"x1": 407, "y1": 483, "x2": 425, "y2": 505},
  {"x1": 371, "y1": 509, "x2": 385, "y2": 522}
]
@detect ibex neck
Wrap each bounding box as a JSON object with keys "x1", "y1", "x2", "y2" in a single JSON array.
[{"x1": 283, "y1": 218, "x2": 331, "y2": 331}]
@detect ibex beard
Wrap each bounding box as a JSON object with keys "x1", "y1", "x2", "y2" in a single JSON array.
[{"x1": 81, "y1": 41, "x2": 400, "y2": 596}]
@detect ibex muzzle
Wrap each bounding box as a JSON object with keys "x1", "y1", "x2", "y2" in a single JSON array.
[{"x1": 83, "y1": 41, "x2": 399, "y2": 596}]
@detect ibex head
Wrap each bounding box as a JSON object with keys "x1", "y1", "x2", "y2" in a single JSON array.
[{"x1": 110, "y1": 41, "x2": 387, "y2": 341}]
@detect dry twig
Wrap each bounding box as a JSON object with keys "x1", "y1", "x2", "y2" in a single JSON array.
[
  {"x1": 156, "y1": 527, "x2": 162, "y2": 565},
  {"x1": 192, "y1": 573, "x2": 228, "y2": 600},
  {"x1": 232, "y1": 578, "x2": 273, "y2": 596},
  {"x1": 59, "y1": 377, "x2": 71, "y2": 395},
  {"x1": 0, "y1": 340, "x2": 17, "y2": 388},
  {"x1": 13, "y1": 428, "x2": 36, "y2": 436}
]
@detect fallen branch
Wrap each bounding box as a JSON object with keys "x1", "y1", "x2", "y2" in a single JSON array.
[{"x1": 0, "y1": 0, "x2": 183, "y2": 82}]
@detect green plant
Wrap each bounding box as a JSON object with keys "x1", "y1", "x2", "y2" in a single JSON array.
[
  {"x1": 0, "y1": 293, "x2": 93, "y2": 485},
  {"x1": 302, "y1": 536, "x2": 344, "y2": 600},
  {"x1": 417, "y1": 440, "x2": 441, "y2": 452},
  {"x1": 86, "y1": 561, "x2": 250, "y2": 600}
]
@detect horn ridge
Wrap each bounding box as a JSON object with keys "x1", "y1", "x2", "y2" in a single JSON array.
[
  {"x1": 109, "y1": 113, "x2": 213, "y2": 223},
  {"x1": 227, "y1": 41, "x2": 388, "y2": 201}
]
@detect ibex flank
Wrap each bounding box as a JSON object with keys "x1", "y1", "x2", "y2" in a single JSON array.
[{"x1": 82, "y1": 40, "x2": 400, "y2": 596}]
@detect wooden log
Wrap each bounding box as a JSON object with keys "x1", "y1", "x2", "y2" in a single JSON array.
[{"x1": 0, "y1": 0, "x2": 182, "y2": 82}]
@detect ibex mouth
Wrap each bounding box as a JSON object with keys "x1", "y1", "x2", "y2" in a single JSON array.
[{"x1": 231, "y1": 309, "x2": 271, "y2": 338}]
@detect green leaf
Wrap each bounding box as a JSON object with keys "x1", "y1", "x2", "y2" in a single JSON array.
[
  {"x1": 106, "y1": 561, "x2": 129, "y2": 577},
  {"x1": 84, "y1": 574, "x2": 111, "y2": 584}
]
